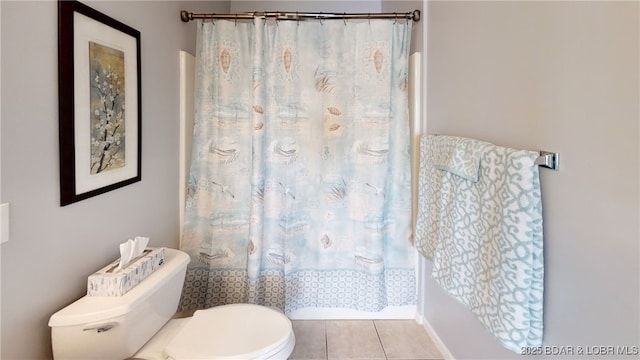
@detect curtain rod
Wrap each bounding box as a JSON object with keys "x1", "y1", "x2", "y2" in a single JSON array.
[{"x1": 180, "y1": 9, "x2": 421, "y2": 23}]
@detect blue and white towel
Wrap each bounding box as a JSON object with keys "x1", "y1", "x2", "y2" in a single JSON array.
[{"x1": 416, "y1": 135, "x2": 544, "y2": 353}]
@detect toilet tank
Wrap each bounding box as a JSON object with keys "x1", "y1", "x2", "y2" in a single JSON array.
[{"x1": 48, "y1": 248, "x2": 191, "y2": 360}]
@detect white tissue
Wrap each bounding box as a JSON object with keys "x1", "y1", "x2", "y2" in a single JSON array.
[
  {"x1": 133, "y1": 236, "x2": 149, "y2": 257},
  {"x1": 117, "y1": 236, "x2": 150, "y2": 271}
]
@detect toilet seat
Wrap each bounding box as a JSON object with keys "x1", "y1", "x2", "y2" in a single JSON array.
[{"x1": 164, "y1": 304, "x2": 295, "y2": 360}]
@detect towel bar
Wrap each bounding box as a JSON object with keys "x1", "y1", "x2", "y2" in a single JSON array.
[
  {"x1": 535, "y1": 151, "x2": 559, "y2": 170},
  {"x1": 430, "y1": 134, "x2": 559, "y2": 171}
]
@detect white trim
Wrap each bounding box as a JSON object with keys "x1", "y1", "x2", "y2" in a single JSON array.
[
  {"x1": 409, "y1": 51, "x2": 422, "y2": 241},
  {"x1": 417, "y1": 313, "x2": 455, "y2": 360},
  {"x1": 416, "y1": 4, "x2": 448, "y2": 359},
  {"x1": 409, "y1": 52, "x2": 422, "y2": 136},
  {"x1": 416, "y1": 253, "x2": 430, "y2": 324},
  {"x1": 178, "y1": 51, "x2": 195, "y2": 245},
  {"x1": 422, "y1": 1, "x2": 428, "y2": 135},
  {"x1": 288, "y1": 305, "x2": 417, "y2": 320}
]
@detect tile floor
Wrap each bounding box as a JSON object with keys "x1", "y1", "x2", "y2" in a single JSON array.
[{"x1": 289, "y1": 320, "x2": 443, "y2": 360}]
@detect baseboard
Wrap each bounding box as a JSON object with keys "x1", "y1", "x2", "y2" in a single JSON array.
[
  {"x1": 288, "y1": 305, "x2": 416, "y2": 320},
  {"x1": 416, "y1": 314, "x2": 455, "y2": 360}
]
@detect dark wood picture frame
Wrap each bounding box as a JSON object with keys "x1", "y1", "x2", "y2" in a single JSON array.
[{"x1": 58, "y1": 0, "x2": 141, "y2": 206}]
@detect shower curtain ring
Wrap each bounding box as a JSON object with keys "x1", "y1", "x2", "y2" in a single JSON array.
[
  {"x1": 235, "y1": 13, "x2": 238, "y2": 26},
  {"x1": 343, "y1": 13, "x2": 347, "y2": 26},
  {"x1": 394, "y1": 12, "x2": 398, "y2": 24}
]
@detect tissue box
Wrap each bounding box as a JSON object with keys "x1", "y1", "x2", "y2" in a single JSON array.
[{"x1": 87, "y1": 247, "x2": 165, "y2": 297}]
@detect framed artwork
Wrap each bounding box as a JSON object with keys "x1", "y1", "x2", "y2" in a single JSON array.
[{"x1": 58, "y1": 0, "x2": 141, "y2": 206}]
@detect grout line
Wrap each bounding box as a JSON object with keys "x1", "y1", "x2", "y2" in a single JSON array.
[
  {"x1": 372, "y1": 320, "x2": 389, "y2": 360},
  {"x1": 323, "y1": 320, "x2": 328, "y2": 360}
]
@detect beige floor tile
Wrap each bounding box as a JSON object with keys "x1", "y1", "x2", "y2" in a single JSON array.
[
  {"x1": 326, "y1": 320, "x2": 386, "y2": 360},
  {"x1": 374, "y1": 320, "x2": 443, "y2": 360},
  {"x1": 290, "y1": 320, "x2": 327, "y2": 360}
]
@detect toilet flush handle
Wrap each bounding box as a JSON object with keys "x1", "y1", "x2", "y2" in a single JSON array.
[{"x1": 82, "y1": 321, "x2": 118, "y2": 333}]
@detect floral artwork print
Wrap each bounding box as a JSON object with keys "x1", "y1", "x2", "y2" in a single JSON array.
[{"x1": 89, "y1": 41, "x2": 125, "y2": 174}]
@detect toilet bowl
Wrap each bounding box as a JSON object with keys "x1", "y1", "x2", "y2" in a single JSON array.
[
  {"x1": 48, "y1": 248, "x2": 295, "y2": 360},
  {"x1": 136, "y1": 304, "x2": 295, "y2": 360}
]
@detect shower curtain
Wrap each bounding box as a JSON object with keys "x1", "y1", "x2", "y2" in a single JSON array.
[{"x1": 180, "y1": 16, "x2": 415, "y2": 313}]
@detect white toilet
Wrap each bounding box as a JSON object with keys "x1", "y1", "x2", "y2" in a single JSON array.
[{"x1": 48, "y1": 248, "x2": 296, "y2": 360}]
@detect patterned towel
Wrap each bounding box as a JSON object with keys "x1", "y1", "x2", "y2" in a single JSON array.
[
  {"x1": 429, "y1": 135, "x2": 484, "y2": 182},
  {"x1": 416, "y1": 135, "x2": 544, "y2": 353}
]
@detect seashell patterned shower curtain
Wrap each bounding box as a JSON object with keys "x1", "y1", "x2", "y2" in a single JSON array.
[{"x1": 179, "y1": 16, "x2": 416, "y2": 313}]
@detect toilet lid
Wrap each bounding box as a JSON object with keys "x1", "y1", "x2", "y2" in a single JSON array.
[{"x1": 165, "y1": 304, "x2": 293, "y2": 360}]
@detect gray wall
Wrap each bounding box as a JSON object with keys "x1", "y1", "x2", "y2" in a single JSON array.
[
  {"x1": 230, "y1": 0, "x2": 381, "y2": 15},
  {"x1": 0, "y1": 1, "x2": 228, "y2": 358},
  {"x1": 424, "y1": 1, "x2": 639, "y2": 358}
]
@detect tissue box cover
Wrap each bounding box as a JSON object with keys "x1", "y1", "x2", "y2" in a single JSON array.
[{"x1": 87, "y1": 247, "x2": 165, "y2": 297}]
